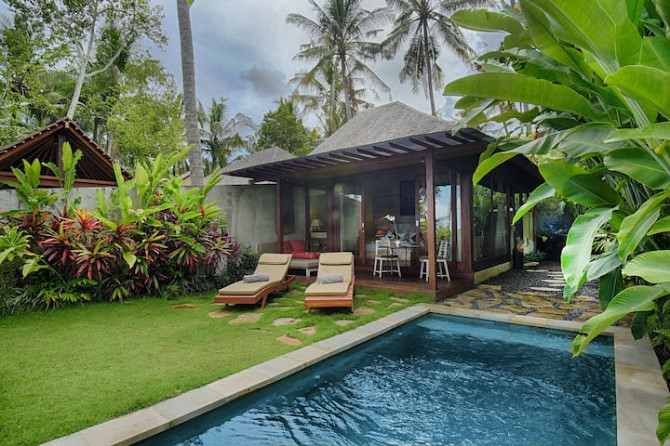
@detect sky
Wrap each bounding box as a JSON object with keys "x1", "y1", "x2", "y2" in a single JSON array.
[{"x1": 151, "y1": 0, "x2": 502, "y2": 130}]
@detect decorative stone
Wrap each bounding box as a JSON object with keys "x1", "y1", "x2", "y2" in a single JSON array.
[
  {"x1": 272, "y1": 318, "x2": 301, "y2": 327},
  {"x1": 365, "y1": 300, "x2": 381, "y2": 305},
  {"x1": 387, "y1": 303, "x2": 403, "y2": 308},
  {"x1": 335, "y1": 320, "x2": 355, "y2": 326},
  {"x1": 298, "y1": 326, "x2": 317, "y2": 335},
  {"x1": 207, "y1": 310, "x2": 232, "y2": 319},
  {"x1": 171, "y1": 303, "x2": 196, "y2": 309},
  {"x1": 229, "y1": 313, "x2": 262, "y2": 325},
  {"x1": 353, "y1": 306, "x2": 376, "y2": 315},
  {"x1": 276, "y1": 335, "x2": 302, "y2": 346}
]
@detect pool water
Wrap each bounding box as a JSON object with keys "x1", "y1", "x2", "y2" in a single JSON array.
[{"x1": 140, "y1": 314, "x2": 616, "y2": 446}]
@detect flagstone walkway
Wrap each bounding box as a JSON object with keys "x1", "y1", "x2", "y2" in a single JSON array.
[{"x1": 442, "y1": 264, "x2": 628, "y2": 326}]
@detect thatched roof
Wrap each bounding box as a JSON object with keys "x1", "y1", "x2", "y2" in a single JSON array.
[
  {"x1": 311, "y1": 102, "x2": 455, "y2": 155},
  {"x1": 0, "y1": 117, "x2": 129, "y2": 188},
  {"x1": 221, "y1": 146, "x2": 296, "y2": 173}
]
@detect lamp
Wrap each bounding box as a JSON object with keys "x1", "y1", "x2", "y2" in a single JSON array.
[
  {"x1": 310, "y1": 218, "x2": 323, "y2": 232},
  {"x1": 384, "y1": 214, "x2": 398, "y2": 239}
]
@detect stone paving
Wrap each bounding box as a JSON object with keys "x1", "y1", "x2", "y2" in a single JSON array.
[{"x1": 443, "y1": 268, "x2": 628, "y2": 325}]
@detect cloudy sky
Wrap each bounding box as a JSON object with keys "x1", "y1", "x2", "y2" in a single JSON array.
[{"x1": 152, "y1": 0, "x2": 501, "y2": 130}]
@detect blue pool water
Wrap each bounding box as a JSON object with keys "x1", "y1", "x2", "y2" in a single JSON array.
[{"x1": 140, "y1": 314, "x2": 616, "y2": 445}]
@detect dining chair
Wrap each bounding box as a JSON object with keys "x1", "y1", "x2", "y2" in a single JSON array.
[
  {"x1": 373, "y1": 239, "x2": 401, "y2": 278},
  {"x1": 419, "y1": 239, "x2": 451, "y2": 282}
]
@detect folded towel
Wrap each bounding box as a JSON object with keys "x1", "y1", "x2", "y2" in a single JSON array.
[
  {"x1": 317, "y1": 274, "x2": 344, "y2": 284},
  {"x1": 243, "y1": 274, "x2": 270, "y2": 283}
]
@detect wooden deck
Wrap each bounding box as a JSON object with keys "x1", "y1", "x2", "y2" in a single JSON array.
[{"x1": 296, "y1": 265, "x2": 473, "y2": 302}]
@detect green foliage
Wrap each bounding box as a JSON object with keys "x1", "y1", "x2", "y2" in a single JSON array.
[
  {"x1": 256, "y1": 99, "x2": 313, "y2": 156},
  {"x1": 446, "y1": 2, "x2": 670, "y2": 440},
  {"x1": 0, "y1": 145, "x2": 235, "y2": 314}
]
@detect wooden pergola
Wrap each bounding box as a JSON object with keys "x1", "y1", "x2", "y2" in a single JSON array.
[
  {"x1": 0, "y1": 118, "x2": 129, "y2": 188},
  {"x1": 225, "y1": 102, "x2": 542, "y2": 298}
]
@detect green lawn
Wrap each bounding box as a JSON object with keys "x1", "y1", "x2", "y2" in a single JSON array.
[{"x1": 0, "y1": 283, "x2": 431, "y2": 446}]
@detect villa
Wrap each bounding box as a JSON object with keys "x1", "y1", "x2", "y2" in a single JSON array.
[{"x1": 221, "y1": 102, "x2": 543, "y2": 299}]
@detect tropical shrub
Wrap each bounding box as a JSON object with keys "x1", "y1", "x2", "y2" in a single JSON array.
[
  {"x1": 0, "y1": 143, "x2": 237, "y2": 313},
  {"x1": 444, "y1": 1, "x2": 670, "y2": 442}
]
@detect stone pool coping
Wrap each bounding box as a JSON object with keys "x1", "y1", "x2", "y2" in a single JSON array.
[{"x1": 46, "y1": 304, "x2": 668, "y2": 446}]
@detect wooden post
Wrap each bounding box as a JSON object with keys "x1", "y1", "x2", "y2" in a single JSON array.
[
  {"x1": 425, "y1": 152, "x2": 437, "y2": 291},
  {"x1": 275, "y1": 178, "x2": 283, "y2": 254},
  {"x1": 359, "y1": 181, "x2": 365, "y2": 264},
  {"x1": 460, "y1": 170, "x2": 473, "y2": 274}
]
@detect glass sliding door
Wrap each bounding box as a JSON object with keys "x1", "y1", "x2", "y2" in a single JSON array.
[
  {"x1": 308, "y1": 186, "x2": 328, "y2": 252},
  {"x1": 335, "y1": 183, "x2": 362, "y2": 256}
]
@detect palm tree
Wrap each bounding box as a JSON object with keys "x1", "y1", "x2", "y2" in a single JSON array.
[
  {"x1": 176, "y1": 0, "x2": 204, "y2": 186},
  {"x1": 287, "y1": 0, "x2": 392, "y2": 121},
  {"x1": 382, "y1": 0, "x2": 488, "y2": 116},
  {"x1": 197, "y1": 97, "x2": 256, "y2": 173}
]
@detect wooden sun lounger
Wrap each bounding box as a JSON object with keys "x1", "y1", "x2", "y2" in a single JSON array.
[
  {"x1": 304, "y1": 252, "x2": 355, "y2": 312},
  {"x1": 214, "y1": 254, "x2": 295, "y2": 308}
]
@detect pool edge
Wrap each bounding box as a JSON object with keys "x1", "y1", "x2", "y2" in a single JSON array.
[{"x1": 44, "y1": 304, "x2": 667, "y2": 446}]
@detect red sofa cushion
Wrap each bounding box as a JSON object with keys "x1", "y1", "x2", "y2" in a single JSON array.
[
  {"x1": 292, "y1": 251, "x2": 320, "y2": 259},
  {"x1": 282, "y1": 240, "x2": 320, "y2": 259}
]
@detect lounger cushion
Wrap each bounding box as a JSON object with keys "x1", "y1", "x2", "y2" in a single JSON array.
[
  {"x1": 305, "y1": 281, "x2": 350, "y2": 296},
  {"x1": 317, "y1": 274, "x2": 343, "y2": 284},
  {"x1": 218, "y1": 279, "x2": 281, "y2": 295},
  {"x1": 319, "y1": 252, "x2": 353, "y2": 265},
  {"x1": 243, "y1": 274, "x2": 270, "y2": 283},
  {"x1": 258, "y1": 253, "x2": 291, "y2": 265}
]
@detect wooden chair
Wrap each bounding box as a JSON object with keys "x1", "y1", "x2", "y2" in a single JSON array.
[
  {"x1": 215, "y1": 253, "x2": 295, "y2": 308},
  {"x1": 373, "y1": 239, "x2": 401, "y2": 278},
  {"x1": 304, "y1": 252, "x2": 355, "y2": 312},
  {"x1": 419, "y1": 239, "x2": 451, "y2": 282}
]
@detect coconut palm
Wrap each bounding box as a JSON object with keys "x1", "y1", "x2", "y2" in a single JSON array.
[
  {"x1": 382, "y1": 0, "x2": 488, "y2": 116},
  {"x1": 197, "y1": 97, "x2": 256, "y2": 173},
  {"x1": 177, "y1": 0, "x2": 204, "y2": 186},
  {"x1": 290, "y1": 58, "x2": 376, "y2": 136},
  {"x1": 287, "y1": 0, "x2": 392, "y2": 121}
]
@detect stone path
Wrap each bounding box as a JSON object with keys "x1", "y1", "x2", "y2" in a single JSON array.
[{"x1": 444, "y1": 268, "x2": 627, "y2": 325}]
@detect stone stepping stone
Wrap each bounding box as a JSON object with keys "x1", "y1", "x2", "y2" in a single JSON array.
[
  {"x1": 543, "y1": 281, "x2": 565, "y2": 286},
  {"x1": 527, "y1": 269, "x2": 549, "y2": 273},
  {"x1": 172, "y1": 303, "x2": 197, "y2": 309},
  {"x1": 298, "y1": 326, "x2": 316, "y2": 335},
  {"x1": 357, "y1": 294, "x2": 367, "y2": 298},
  {"x1": 335, "y1": 320, "x2": 355, "y2": 326},
  {"x1": 390, "y1": 297, "x2": 409, "y2": 303},
  {"x1": 208, "y1": 310, "x2": 232, "y2": 319},
  {"x1": 353, "y1": 306, "x2": 376, "y2": 315},
  {"x1": 478, "y1": 284, "x2": 502, "y2": 291},
  {"x1": 273, "y1": 307, "x2": 294, "y2": 311},
  {"x1": 529, "y1": 286, "x2": 562, "y2": 293},
  {"x1": 387, "y1": 303, "x2": 403, "y2": 308},
  {"x1": 276, "y1": 335, "x2": 302, "y2": 346},
  {"x1": 365, "y1": 300, "x2": 381, "y2": 305},
  {"x1": 229, "y1": 313, "x2": 262, "y2": 325},
  {"x1": 290, "y1": 290, "x2": 303, "y2": 296},
  {"x1": 272, "y1": 317, "x2": 301, "y2": 327}
]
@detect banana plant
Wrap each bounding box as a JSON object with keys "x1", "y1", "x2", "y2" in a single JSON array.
[{"x1": 445, "y1": 1, "x2": 670, "y2": 442}]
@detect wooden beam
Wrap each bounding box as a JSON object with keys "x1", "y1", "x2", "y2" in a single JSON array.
[
  {"x1": 460, "y1": 169, "x2": 473, "y2": 273},
  {"x1": 276, "y1": 179, "x2": 283, "y2": 254},
  {"x1": 426, "y1": 151, "x2": 437, "y2": 291}
]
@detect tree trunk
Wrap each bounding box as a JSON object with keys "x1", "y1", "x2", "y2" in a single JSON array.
[
  {"x1": 339, "y1": 54, "x2": 353, "y2": 121},
  {"x1": 67, "y1": 2, "x2": 99, "y2": 119},
  {"x1": 177, "y1": 0, "x2": 204, "y2": 186},
  {"x1": 421, "y1": 19, "x2": 437, "y2": 117}
]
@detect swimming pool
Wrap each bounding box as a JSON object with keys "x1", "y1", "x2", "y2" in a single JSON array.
[{"x1": 139, "y1": 314, "x2": 616, "y2": 445}]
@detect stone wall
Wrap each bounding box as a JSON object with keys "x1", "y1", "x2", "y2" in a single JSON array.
[{"x1": 0, "y1": 184, "x2": 278, "y2": 252}]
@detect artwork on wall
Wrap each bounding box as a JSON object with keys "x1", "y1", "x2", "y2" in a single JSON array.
[{"x1": 399, "y1": 181, "x2": 415, "y2": 216}]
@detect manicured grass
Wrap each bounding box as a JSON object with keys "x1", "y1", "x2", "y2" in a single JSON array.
[{"x1": 0, "y1": 283, "x2": 431, "y2": 446}]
